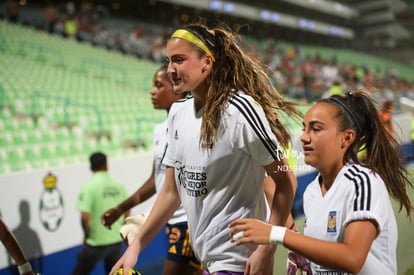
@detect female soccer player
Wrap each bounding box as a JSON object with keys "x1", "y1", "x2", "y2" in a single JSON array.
[
  {"x1": 229, "y1": 90, "x2": 413, "y2": 275},
  {"x1": 110, "y1": 21, "x2": 302, "y2": 275},
  {"x1": 101, "y1": 65, "x2": 202, "y2": 275}
]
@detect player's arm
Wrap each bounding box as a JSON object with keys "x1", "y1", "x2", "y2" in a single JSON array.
[
  {"x1": 265, "y1": 158, "x2": 297, "y2": 228},
  {"x1": 110, "y1": 166, "x2": 181, "y2": 275},
  {"x1": 244, "y1": 158, "x2": 297, "y2": 274},
  {"x1": 133, "y1": 166, "x2": 180, "y2": 248},
  {"x1": 263, "y1": 175, "x2": 295, "y2": 228},
  {"x1": 0, "y1": 219, "x2": 35, "y2": 275},
  {"x1": 102, "y1": 161, "x2": 156, "y2": 229},
  {"x1": 80, "y1": 211, "x2": 90, "y2": 244},
  {"x1": 230, "y1": 218, "x2": 377, "y2": 274}
]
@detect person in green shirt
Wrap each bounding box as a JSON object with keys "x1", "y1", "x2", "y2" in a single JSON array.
[{"x1": 72, "y1": 152, "x2": 129, "y2": 275}]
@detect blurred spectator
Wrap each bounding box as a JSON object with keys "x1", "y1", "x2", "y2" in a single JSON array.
[
  {"x1": 76, "y1": 12, "x2": 95, "y2": 41},
  {"x1": 80, "y1": 0, "x2": 92, "y2": 15},
  {"x1": 6, "y1": 0, "x2": 18, "y2": 23},
  {"x1": 287, "y1": 45, "x2": 296, "y2": 60},
  {"x1": 362, "y1": 65, "x2": 372, "y2": 86},
  {"x1": 65, "y1": 0, "x2": 76, "y2": 17},
  {"x1": 43, "y1": 1, "x2": 58, "y2": 34},
  {"x1": 92, "y1": 25, "x2": 111, "y2": 47},
  {"x1": 151, "y1": 36, "x2": 165, "y2": 63},
  {"x1": 301, "y1": 56, "x2": 314, "y2": 102},
  {"x1": 379, "y1": 99, "x2": 394, "y2": 138},
  {"x1": 404, "y1": 82, "x2": 414, "y2": 100},
  {"x1": 64, "y1": 15, "x2": 77, "y2": 38},
  {"x1": 272, "y1": 65, "x2": 287, "y2": 95},
  {"x1": 123, "y1": 25, "x2": 151, "y2": 58},
  {"x1": 328, "y1": 78, "x2": 344, "y2": 96},
  {"x1": 321, "y1": 59, "x2": 339, "y2": 89}
]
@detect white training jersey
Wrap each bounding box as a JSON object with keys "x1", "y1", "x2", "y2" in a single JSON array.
[
  {"x1": 303, "y1": 163, "x2": 397, "y2": 275},
  {"x1": 163, "y1": 92, "x2": 282, "y2": 273},
  {"x1": 153, "y1": 119, "x2": 187, "y2": 224}
]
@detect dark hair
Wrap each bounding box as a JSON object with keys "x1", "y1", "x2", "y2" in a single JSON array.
[
  {"x1": 89, "y1": 152, "x2": 107, "y2": 171},
  {"x1": 321, "y1": 90, "x2": 413, "y2": 216}
]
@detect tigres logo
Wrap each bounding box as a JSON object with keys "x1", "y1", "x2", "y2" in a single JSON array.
[{"x1": 327, "y1": 210, "x2": 337, "y2": 233}]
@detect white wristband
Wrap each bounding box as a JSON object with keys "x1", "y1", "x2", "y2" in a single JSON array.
[
  {"x1": 269, "y1": 226, "x2": 286, "y2": 244},
  {"x1": 18, "y1": 262, "x2": 32, "y2": 275}
]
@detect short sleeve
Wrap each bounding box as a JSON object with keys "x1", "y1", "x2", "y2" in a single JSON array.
[
  {"x1": 76, "y1": 183, "x2": 92, "y2": 213},
  {"x1": 343, "y1": 171, "x2": 388, "y2": 234},
  {"x1": 230, "y1": 94, "x2": 282, "y2": 166}
]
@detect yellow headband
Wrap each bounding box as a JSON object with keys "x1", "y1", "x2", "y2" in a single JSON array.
[{"x1": 171, "y1": 29, "x2": 215, "y2": 61}]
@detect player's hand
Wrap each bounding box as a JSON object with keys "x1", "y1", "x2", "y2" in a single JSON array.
[
  {"x1": 101, "y1": 207, "x2": 122, "y2": 229},
  {"x1": 109, "y1": 240, "x2": 140, "y2": 275},
  {"x1": 245, "y1": 245, "x2": 275, "y2": 275},
  {"x1": 229, "y1": 218, "x2": 273, "y2": 245}
]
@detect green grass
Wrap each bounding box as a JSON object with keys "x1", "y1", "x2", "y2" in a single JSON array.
[
  {"x1": 405, "y1": 267, "x2": 414, "y2": 275},
  {"x1": 273, "y1": 168, "x2": 414, "y2": 275}
]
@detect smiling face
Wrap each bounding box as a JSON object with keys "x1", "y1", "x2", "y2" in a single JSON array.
[
  {"x1": 301, "y1": 102, "x2": 348, "y2": 173},
  {"x1": 150, "y1": 68, "x2": 183, "y2": 112},
  {"x1": 165, "y1": 38, "x2": 213, "y2": 96}
]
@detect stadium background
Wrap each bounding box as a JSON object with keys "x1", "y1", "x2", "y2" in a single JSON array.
[{"x1": 0, "y1": 0, "x2": 414, "y2": 274}]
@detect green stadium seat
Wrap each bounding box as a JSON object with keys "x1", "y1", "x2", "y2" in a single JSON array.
[
  {"x1": 6, "y1": 147, "x2": 25, "y2": 168},
  {"x1": 0, "y1": 148, "x2": 6, "y2": 163},
  {"x1": 1, "y1": 132, "x2": 12, "y2": 147}
]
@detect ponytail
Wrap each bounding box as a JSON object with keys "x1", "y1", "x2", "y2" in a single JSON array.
[{"x1": 322, "y1": 90, "x2": 413, "y2": 216}]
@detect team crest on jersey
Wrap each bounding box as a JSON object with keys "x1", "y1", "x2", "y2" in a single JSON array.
[{"x1": 327, "y1": 210, "x2": 337, "y2": 233}]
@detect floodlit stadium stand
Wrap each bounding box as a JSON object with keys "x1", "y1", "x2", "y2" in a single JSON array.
[{"x1": 0, "y1": 21, "x2": 164, "y2": 173}]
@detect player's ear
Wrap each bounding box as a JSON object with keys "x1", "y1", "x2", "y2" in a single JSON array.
[
  {"x1": 341, "y1": 130, "x2": 355, "y2": 148},
  {"x1": 202, "y1": 54, "x2": 213, "y2": 73}
]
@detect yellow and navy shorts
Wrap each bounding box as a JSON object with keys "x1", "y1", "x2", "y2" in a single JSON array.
[{"x1": 165, "y1": 222, "x2": 202, "y2": 270}]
